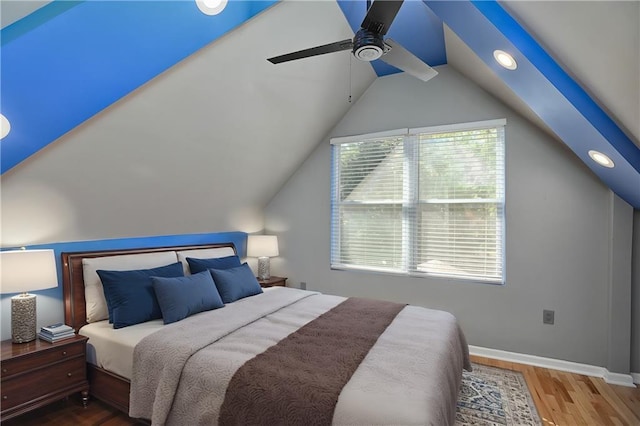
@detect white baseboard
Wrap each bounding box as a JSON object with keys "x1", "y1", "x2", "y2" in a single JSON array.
[
  {"x1": 604, "y1": 371, "x2": 637, "y2": 387},
  {"x1": 469, "y1": 345, "x2": 636, "y2": 388}
]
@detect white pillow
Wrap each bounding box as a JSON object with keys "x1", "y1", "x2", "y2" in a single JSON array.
[
  {"x1": 82, "y1": 251, "x2": 178, "y2": 323},
  {"x1": 176, "y1": 247, "x2": 237, "y2": 275}
]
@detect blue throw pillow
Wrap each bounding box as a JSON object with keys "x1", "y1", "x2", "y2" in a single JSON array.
[
  {"x1": 97, "y1": 262, "x2": 184, "y2": 329},
  {"x1": 187, "y1": 255, "x2": 242, "y2": 274},
  {"x1": 152, "y1": 271, "x2": 224, "y2": 324},
  {"x1": 208, "y1": 263, "x2": 263, "y2": 303}
]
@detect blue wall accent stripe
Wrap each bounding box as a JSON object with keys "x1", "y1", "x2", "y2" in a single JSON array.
[
  {"x1": 0, "y1": 231, "x2": 248, "y2": 302},
  {"x1": 0, "y1": 0, "x2": 278, "y2": 174}
]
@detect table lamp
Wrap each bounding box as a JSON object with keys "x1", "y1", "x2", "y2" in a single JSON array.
[
  {"x1": 247, "y1": 235, "x2": 279, "y2": 280},
  {"x1": 1, "y1": 249, "x2": 58, "y2": 343}
]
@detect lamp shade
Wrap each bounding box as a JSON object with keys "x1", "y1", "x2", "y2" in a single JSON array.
[
  {"x1": 1, "y1": 249, "x2": 58, "y2": 294},
  {"x1": 247, "y1": 235, "x2": 279, "y2": 258}
]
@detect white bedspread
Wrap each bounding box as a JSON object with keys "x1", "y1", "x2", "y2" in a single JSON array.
[{"x1": 129, "y1": 288, "x2": 470, "y2": 426}]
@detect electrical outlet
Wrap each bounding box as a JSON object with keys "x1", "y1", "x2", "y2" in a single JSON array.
[
  {"x1": 543, "y1": 310, "x2": 555, "y2": 325},
  {"x1": 300, "y1": 282, "x2": 307, "y2": 290}
]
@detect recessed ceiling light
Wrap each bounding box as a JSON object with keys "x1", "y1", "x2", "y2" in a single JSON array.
[
  {"x1": 196, "y1": 0, "x2": 227, "y2": 15},
  {"x1": 493, "y1": 50, "x2": 517, "y2": 70},
  {"x1": 588, "y1": 150, "x2": 615, "y2": 168},
  {"x1": 0, "y1": 114, "x2": 10, "y2": 139}
]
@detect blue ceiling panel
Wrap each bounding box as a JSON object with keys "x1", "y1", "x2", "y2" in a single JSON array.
[{"x1": 0, "y1": 0, "x2": 277, "y2": 173}]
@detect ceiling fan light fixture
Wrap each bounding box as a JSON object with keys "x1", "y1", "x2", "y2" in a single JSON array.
[
  {"x1": 353, "y1": 29, "x2": 385, "y2": 62},
  {"x1": 493, "y1": 50, "x2": 517, "y2": 70},
  {"x1": 0, "y1": 114, "x2": 10, "y2": 139},
  {"x1": 196, "y1": 0, "x2": 227, "y2": 16},
  {"x1": 354, "y1": 45, "x2": 384, "y2": 61},
  {"x1": 588, "y1": 150, "x2": 615, "y2": 168}
]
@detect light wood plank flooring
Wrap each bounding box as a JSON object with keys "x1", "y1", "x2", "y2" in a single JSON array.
[
  {"x1": 471, "y1": 355, "x2": 640, "y2": 426},
  {"x1": 2, "y1": 355, "x2": 639, "y2": 425}
]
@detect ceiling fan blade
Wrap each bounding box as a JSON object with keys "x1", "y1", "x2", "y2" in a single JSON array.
[
  {"x1": 380, "y1": 39, "x2": 438, "y2": 82},
  {"x1": 268, "y1": 39, "x2": 354, "y2": 64},
  {"x1": 360, "y1": 0, "x2": 403, "y2": 35}
]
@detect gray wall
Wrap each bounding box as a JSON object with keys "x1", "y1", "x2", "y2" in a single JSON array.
[
  {"x1": 633, "y1": 209, "x2": 640, "y2": 373},
  {"x1": 265, "y1": 66, "x2": 632, "y2": 368},
  {"x1": 607, "y1": 194, "x2": 633, "y2": 374}
]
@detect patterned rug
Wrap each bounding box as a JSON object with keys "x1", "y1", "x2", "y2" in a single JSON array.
[{"x1": 456, "y1": 363, "x2": 541, "y2": 425}]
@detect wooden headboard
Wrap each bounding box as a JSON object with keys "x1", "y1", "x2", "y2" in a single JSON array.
[{"x1": 61, "y1": 242, "x2": 237, "y2": 332}]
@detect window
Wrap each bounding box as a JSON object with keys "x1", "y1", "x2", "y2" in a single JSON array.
[{"x1": 330, "y1": 119, "x2": 505, "y2": 283}]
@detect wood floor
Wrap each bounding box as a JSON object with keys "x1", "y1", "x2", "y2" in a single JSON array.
[
  {"x1": 2, "y1": 355, "x2": 639, "y2": 425},
  {"x1": 471, "y1": 355, "x2": 640, "y2": 426}
]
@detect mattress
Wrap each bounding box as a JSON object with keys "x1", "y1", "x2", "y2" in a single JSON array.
[
  {"x1": 79, "y1": 287, "x2": 279, "y2": 379},
  {"x1": 80, "y1": 318, "x2": 164, "y2": 379}
]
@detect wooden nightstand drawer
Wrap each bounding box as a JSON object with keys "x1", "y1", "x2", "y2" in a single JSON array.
[
  {"x1": 1, "y1": 357, "x2": 86, "y2": 410},
  {"x1": 0, "y1": 340, "x2": 84, "y2": 379},
  {"x1": 1, "y1": 335, "x2": 90, "y2": 421},
  {"x1": 257, "y1": 276, "x2": 287, "y2": 288}
]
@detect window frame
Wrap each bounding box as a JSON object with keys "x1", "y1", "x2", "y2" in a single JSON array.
[{"x1": 330, "y1": 119, "x2": 506, "y2": 285}]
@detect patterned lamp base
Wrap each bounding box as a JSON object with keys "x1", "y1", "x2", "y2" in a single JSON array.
[
  {"x1": 11, "y1": 293, "x2": 37, "y2": 343},
  {"x1": 257, "y1": 257, "x2": 271, "y2": 280}
]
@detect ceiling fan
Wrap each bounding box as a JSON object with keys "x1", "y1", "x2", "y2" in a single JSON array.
[{"x1": 267, "y1": 0, "x2": 438, "y2": 83}]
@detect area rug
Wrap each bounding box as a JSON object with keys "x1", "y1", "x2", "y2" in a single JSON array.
[{"x1": 456, "y1": 363, "x2": 541, "y2": 425}]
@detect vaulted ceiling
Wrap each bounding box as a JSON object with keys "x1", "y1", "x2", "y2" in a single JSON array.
[{"x1": 1, "y1": 1, "x2": 638, "y2": 207}]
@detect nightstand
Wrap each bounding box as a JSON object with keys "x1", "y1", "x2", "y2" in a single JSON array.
[
  {"x1": 257, "y1": 276, "x2": 287, "y2": 288},
  {"x1": 1, "y1": 335, "x2": 89, "y2": 421}
]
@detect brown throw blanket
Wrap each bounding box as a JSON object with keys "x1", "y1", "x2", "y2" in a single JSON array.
[{"x1": 218, "y1": 297, "x2": 405, "y2": 426}]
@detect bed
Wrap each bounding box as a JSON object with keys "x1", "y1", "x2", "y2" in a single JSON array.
[{"x1": 62, "y1": 242, "x2": 471, "y2": 425}]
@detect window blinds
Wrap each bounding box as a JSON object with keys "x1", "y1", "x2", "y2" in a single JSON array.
[{"x1": 330, "y1": 120, "x2": 505, "y2": 283}]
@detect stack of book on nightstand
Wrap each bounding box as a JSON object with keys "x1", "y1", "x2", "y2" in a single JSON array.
[{"x1": 38, "y1": 323, "x2": 75, "y2": 343}]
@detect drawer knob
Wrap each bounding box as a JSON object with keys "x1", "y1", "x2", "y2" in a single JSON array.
[
  {"x1": 62, "y1": 351, "x2": 67, "y2": 356},
  {"x1": 3, "y1": 396, "x2": 7, "y2": 400},
  {"x1": 2, "y1": 368, "x2": 6, "y2": 373},
  {"x1": 67, "y1": 372, "x2": 72, "y2": 377}
]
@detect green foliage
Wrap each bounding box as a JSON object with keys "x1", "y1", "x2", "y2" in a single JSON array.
[{"x1": 420, "y1": 128, "x2": 500, "y2": 200}]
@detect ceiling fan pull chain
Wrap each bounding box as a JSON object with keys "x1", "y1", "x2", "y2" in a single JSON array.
[{"x1": 348, "y1": 54, "x2": 352, "y2": 103}]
